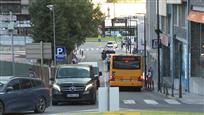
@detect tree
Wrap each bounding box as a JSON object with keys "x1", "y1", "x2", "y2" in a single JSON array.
[{"x1": 29, "y1": 0, "x2": 105, "y2": 60}]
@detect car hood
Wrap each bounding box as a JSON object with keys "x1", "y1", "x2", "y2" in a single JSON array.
[{"x1": 55, "y1": 78, "x2": 92, "y2": 85}]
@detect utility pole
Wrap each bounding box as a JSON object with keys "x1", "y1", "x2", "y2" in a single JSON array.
[
  {"x1": 129, "y1": 17, "x2": 132, "y2": 54},
  {"x1": 47, "y1": 5, "x2": 56, "y2": 66},
  {"x1": 144, "y1": 15, "x2": 147, "y2": 88},
  {"x1": 156, "y1": 0, "x2": 161, "y2": 92},
  {"x1": 8, "y1": 11, "x2": 15, "y2": 77}
]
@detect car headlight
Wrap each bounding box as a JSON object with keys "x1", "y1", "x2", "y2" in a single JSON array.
[
  {"x1": 85, "y1": 83, "x2": 93, "y2": 91},
  {"x1": 53, "y1": 84, "x2": 61, "y2": 92}
]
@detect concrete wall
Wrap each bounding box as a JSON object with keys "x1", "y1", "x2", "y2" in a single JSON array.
[
  {"x1": 190, "y1": 77, "x2": 204, "y2": 95},
  {"x1": 0, "y1": 60, "x2": 50, "y2": 86}
]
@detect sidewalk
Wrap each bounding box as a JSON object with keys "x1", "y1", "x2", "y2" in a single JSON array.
[{"x1": 153, "y1": 83, "x2": 204, "y2": 105}]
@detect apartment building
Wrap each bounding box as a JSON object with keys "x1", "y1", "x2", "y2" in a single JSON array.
[
  {"x1": 0, "y1": 0, "x2": 33, "y2": 35},
  {"x1": 146, "y1": 0, "x2": 204, "y2": 95}
]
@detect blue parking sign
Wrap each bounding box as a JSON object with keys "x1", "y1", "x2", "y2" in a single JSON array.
[{"x1": 56, "y1": 47, "x2": 66, "y2": 61}]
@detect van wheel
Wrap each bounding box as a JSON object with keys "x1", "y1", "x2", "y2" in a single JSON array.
[
  {"x1": 34, "y1": 97, "x2": 46, "y2": 113},
  {"x1": 90, "y1": 93, "x2": 96, "y2": 105},
  {"x1": 0, "y1": 102, "x2": 4, "y2": 115}
]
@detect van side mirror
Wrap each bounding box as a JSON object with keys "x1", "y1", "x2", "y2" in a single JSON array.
[{"x1": 99, "y1": 71, "x2": 102, "y2": 76}]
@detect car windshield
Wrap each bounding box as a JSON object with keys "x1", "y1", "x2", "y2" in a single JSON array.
[
  {"x1": 0, "y1": 78, "x2": 10, "y2": 91},
  {"x1": 93, "y1": 67, "x2": 99, "y2": 75},
  {"x1": 107, "y1": 42, "x2": 113, "y2": 44},
  {"x1": 57, "y1": 66, "x2": 90, "y2": 78}
]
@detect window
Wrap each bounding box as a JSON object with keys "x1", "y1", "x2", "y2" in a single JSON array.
[
  {"x1": 179, "y1": 4, "x2": 186, "y2": 27},
  {"x1": 7, "y1": 79, "x2": 20, "y2": 91},
  {"x1": 112, "y1": 56, "x2": 141, "y2": 69},
  {"x1": 19, "y1": 79, "x2": 32, "y2": 89},
  {"x1": 57, "y1": 67, "x2": 90, "y2": 78},
  {"x1": 173, "y1": 5, "x2": 178, "y2": 26},
  {"x1": 31, "y1": 80, "x2": 45, "y2": 87}
]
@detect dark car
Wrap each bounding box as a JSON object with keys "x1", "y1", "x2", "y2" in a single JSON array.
[
  {"x1": 51, "y1": 64, "x2": 97, "y2": 105},
  {"x1": 0, "y1": 76, "x2": 50, "y2": 114}
]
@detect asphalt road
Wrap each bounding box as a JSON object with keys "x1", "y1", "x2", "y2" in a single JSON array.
[{"x1": 6, "y1": 41, "x2": 204, "y2": 115}]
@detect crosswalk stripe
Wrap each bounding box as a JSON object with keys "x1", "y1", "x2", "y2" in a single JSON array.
[
  {"x1": 144, "y1": 99, "x2": 158, "y2": 105},
  {"x1": 123, "y1": 100, "x2": 136, "y2": 104},
  {"x1": 164, "y1": 99, "x2": 181, "y2": 104},
  {"x1": 86, "y1": 48, "x2": 89, "y2": 51}
]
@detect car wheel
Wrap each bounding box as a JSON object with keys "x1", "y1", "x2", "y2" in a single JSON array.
[
  {"x1": 52, "y1": 101, "x2": 58, "y2": 105},
  {"x1": 0, "y1": 101, "x2": 4, "y2": 115},
  {"x1": 34, "y1": 97, "x2": 46, "y2": 113},
  {"x1": 90, "y1": 92, "x2": 96, "y2": 105}
]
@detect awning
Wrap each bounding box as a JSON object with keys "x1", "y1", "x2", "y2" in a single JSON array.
[{"x1": 187, "y1": 10, "x2": 204, "y2": 24}]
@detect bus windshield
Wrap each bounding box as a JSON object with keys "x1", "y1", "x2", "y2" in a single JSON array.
[{"x1": 112, "y1": 56, "x2": 141, "y2": 69}]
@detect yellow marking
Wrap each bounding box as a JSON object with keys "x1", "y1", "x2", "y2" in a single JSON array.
[{"x1": 103, "y1": 112, "x2": 140, "y2": 115}]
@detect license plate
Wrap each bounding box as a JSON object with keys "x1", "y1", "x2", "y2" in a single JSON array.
[{"x1": 67, "y1": 94, "x2": 79, "y2": 97}]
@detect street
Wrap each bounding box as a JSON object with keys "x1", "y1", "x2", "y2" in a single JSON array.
[{"x1": 6, "y1": 41, "x2": 203, "y2": 115}]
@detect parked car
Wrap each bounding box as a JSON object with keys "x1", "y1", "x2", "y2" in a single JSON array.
[
  {"x1": 51, "y1": 64, "x2": 97, "y2": 105},
  {"x1": 106, "y1": 41, "x2": 118, "y2": 48},
  {"x1": 0, "y1": 76, "x2": 50, "y2": 114},
  {"x1": 78, "y1": 62, "x2": 102, "y2": 89}
]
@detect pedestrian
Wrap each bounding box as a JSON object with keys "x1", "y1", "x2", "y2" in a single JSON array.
[
  {"x1": 147, "y1": 67, "x2": 154, "y2": 90},
  {"x1": 72, "y1": 58, "x2": 77, "y2": 64},
  {"x1": 121, "y1": 40, "x2": 123, "y2": 49},
  {"x1": 28, "y1": 68, "x2": 37, "y2": 78}
]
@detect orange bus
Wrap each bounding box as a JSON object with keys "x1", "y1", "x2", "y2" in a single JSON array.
[{"x1": 109, "y1": 54, "x2": 144, "y2": 90}]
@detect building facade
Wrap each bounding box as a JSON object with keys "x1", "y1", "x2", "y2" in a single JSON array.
[
  {"x1": 146, "y1": 0, "x2": 204, "y2": 95},
  {"x1": 0, "y1": 0, "x2": 33, "y2": 35}
]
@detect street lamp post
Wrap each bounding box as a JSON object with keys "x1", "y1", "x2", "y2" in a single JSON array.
[{"x1": 47, "y1": 4, "x2": 56, "y2": 66}]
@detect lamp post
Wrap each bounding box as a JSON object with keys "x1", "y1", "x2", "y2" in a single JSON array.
[{"x1": 47, "y1": 4, "x2": 56, "y2": 66}]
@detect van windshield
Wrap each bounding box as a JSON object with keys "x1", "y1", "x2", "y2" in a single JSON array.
[{"x1": 57, "y1": 67, "x2": 90, "y2": 78}]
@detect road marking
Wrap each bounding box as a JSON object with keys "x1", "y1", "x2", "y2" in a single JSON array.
[
  {"x1": 96, "y1": 48, "x2": 99, "y2": 50},
  {"x1": 123, "y1": 100, "x2": 136, "y2": 104},
  {"x1": 164, "y1": 99, "x2": 181, "y2": 104},
  {"x1": 86, "y1": 48, "x2": 89, "y2": 51},
  {"x1": 91, "y1": 48, "x2": 94, "y2": 51},
  {"x1": 144, "y1": 99, "x2": 158, "y2": 105}
]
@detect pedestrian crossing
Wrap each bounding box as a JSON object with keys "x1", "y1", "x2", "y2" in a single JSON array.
[
  {"x1": 122, "y1": 99, "x2": 181, "y2": 105},
  {"x1": 78, "y1": 48, "x2": 120, "y2": 52}
]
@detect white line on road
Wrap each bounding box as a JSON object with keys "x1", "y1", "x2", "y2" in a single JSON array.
[
  {"x1": 123, "y1": 100, "x2": 136, "y2": 104},
  {"x1": 164, "y1": 99, "x2": 181, "y2": 104},
  {"x1": 144, "y1": 99, "x2": 158, "y2": 105},
  {"x1": 86, "y1": 48, "x2": 89, "y2": 51}
]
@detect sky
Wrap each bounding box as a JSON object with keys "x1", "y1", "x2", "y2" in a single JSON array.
[{"x1": 92, "y1": 0, "x2": 146, "y2": 18}]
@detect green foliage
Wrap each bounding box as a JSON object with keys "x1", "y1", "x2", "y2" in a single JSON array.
[{"x1": 29, "y1": 0, "x2": 105, "y2": 55}]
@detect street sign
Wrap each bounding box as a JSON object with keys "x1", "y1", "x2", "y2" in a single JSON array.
[
  {"x1": 26, "y1": 42, "x2": 52, "y2": 59},
  {"x1": 56, "y1": 47, "x2": 66, "y2": 61}
]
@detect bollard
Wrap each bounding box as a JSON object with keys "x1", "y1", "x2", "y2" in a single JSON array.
[{"x1": 166, "y1": 86, "x2": 169, "y2": 96}]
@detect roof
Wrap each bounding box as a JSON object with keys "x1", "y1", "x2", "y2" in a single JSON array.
[
  {"x1": 78, "y1": 62, "x2": 98, "y2": 67},
  {"x1": 0, "y1": 76, "x2": 41, "y2": 81},
  {"x1": 110, "y1": 53, "x2": 143, "y2": 57},
  {"x1": 58, "y1": 64, "x2": 91, "y2": 68}
]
